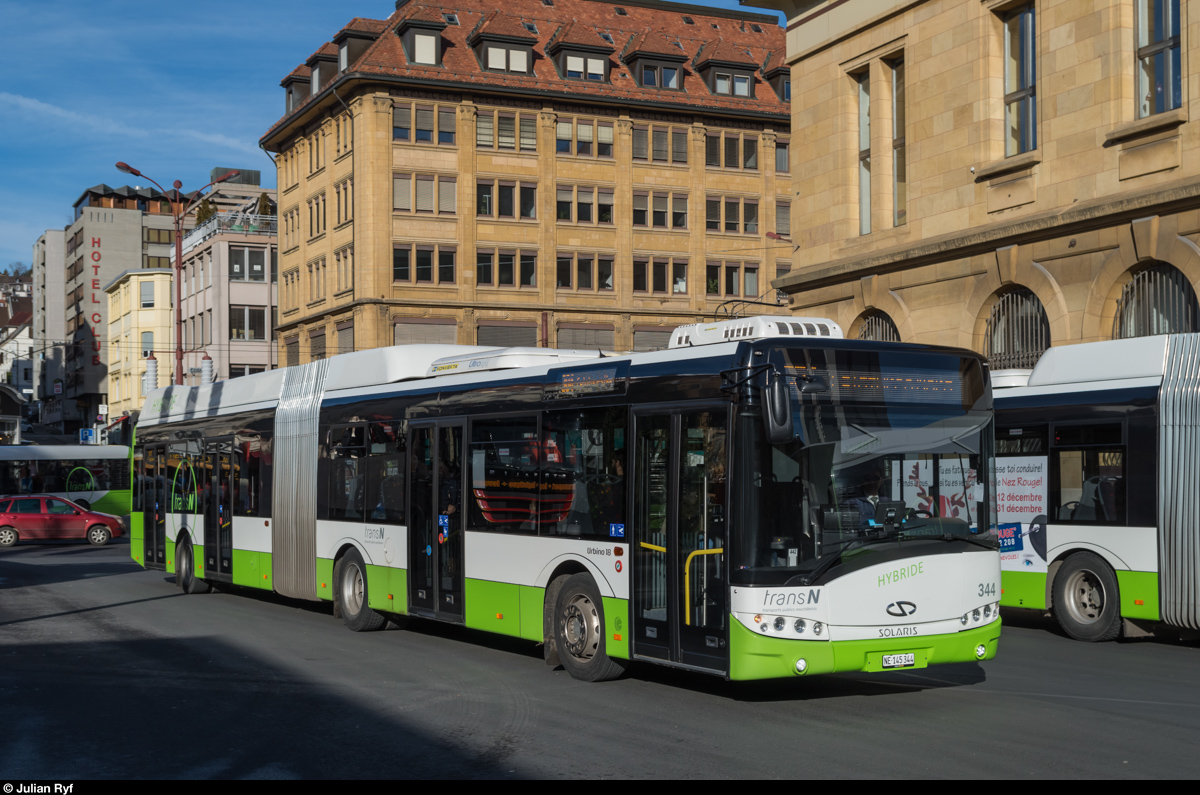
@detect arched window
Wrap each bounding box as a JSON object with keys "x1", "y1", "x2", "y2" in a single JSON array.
[
  {"x1": 1113, "y1": 261, "x2": 1199, "y2": 339},
  {"x1": 856, "y1": 311, "x2": 900, "y2": 342},
  {"x1": 986, "y1": 286, "x2": 1049, "y2": 369}
]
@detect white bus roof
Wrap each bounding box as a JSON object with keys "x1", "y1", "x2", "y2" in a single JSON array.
[
  {"x1": 0, "y1": 445, "x2": 130, "y2": 461},
  {"x1": 995, "y1": 335, "x2": 1172, "y2": 398}
]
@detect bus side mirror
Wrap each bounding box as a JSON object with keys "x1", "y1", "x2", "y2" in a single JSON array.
[{"x1": 763, "y1": 370, "x2": 794, "y2": 445}]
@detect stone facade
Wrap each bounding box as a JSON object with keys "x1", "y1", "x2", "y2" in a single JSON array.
[
  {"x1": 104, "y1": 269, "x2": 174, "y2": 418},
  {"x1": 262, "y1": 0, "x2": 794, "y2": 364},
  {"x1": 762, "y1": 0, "x2": 1200, "y2": 357}
]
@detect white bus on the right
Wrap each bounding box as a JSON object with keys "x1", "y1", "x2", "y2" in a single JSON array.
[{"x1": 994, "y1": 334, "x2": 1200, "y2": 641}]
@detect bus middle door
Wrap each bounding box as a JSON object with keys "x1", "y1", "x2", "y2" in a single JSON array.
[
  {"x1": 408, "y1": 422, "x2": 465, "y2": 622},
  {"x1": 205, "y1": 440, "x2": 234, "y2": 581},
  {"x1": 143, "y1": 445, "x2": 167, "y2": 569},
  {"x1": 632, "y1": 406, "x2": 729, "y2": 673}
]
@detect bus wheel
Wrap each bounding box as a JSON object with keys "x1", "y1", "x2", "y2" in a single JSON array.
[
  {"x1": 554, "y1": 573, "x2": 627, "y2": 682},
  {"x1": 334, "y1": 548, "x2": 385, "y2": 632},
  {"x1": 1053, "y1": 552, "x2": 1121, "y2": 642},
  {"x1": 0, "y1": 526, "x2": 16, "y2": 547},
  {"x1": 177, "y1": 539, "x2": 212, "y2": 595},
  {"x1": 86, "y1": 525, "x2": 111, "y2": 546}
]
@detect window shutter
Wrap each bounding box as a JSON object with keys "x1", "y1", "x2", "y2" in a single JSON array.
[
  {"x1": 706, "y1": 198, "x2": 720, "y2": 226},
  {"x1": 556, "y1": 121, "x2": 572, "y2": 141},
  {"x1": 394, "y1": 321, "x2": 456, "y2": 345},
  {"x1": 633, "y1": 193, "x2": 648, "y2": 216},
  {"x1": 520, "y1": 116, "x2": 537, "y2": 150},
  {"x1": 509, "y1": 49, "x2": 528, "y2": 72},
  {"x1": 777, "y1": 202, "x2": 791, "y2": 236},
  {"x1": 415, "y1": 176, "x2": 434, "y2": 212},
  {"x1": 705, "y1": 134, "x2": 720, "y2": 166},
  {"x1": 724, "y1": 135, "x2": 739, "y2": 168},
  {"x1": 577, "y1": 122, "x2": 593, "y2": 143},
  {"x1": 599, "y1": 190, "x2": 614, "y2": 208},
  {"x1": 477, "y1": 112, "x2": 494, "y2": 147},
  {"x1": 286, "y1": 340, "x2": 299, "y2": 367},
  {"x1": 393, "y1": 106, "x2": 411, "y2": 130},
  {"x1": 416, "y1": 106, "x2": 434, "y2": 132},
  {"x1": 652, "y1": 129, "x2": 668, "y2": 161},
  {"x1": 558, "y1": 326, "x2": 614, "y2": 349},
  {"x1": 438, "y1": 107, "x2": 456, "y2": 138},
  {"x1": 338, "y1": 325, "x2": 354, "y2": 355},
  {"x1": 587, "y1": 59, "x2": 604, "y2": 79},
  {"x1": 438, "y1": 178, "x2": 456, "y2": 214},
  {"x1": 672, "y1": 130, "x2": 688, "y2": 162},
  {"x1": 567, "y1": 55, "x2": 584, "y2": 74},
  {"x1": 653, "y1": 194, "x2": 668, "y2": 213},
  {"x1": 498, "y1": 115, "x2": 516, "y2": 149},
  {"x1": 478, "y1": 324, "x2": 538, "y2": 347},
  {"x1": 632, "y1": 127, "x2": 648, "y2": 159},
  {"x1": 488, "y1": 47, "x2": 506, "y2": 69},
  {"x1": 673, "y1": 195, "x2": 687, "y2": 225},
  {"x1": 598, "y1": 124, "x2": 614, "y2": 145},
  {"x1": 393, "y1": 175, "x2": 411, "y2": 211},
  {"x1": 414, "y1": 34, "x2": 436, "y2": 64},
  {"x1": 557, "y1": 186, "x2": 574, "y2": 204}
]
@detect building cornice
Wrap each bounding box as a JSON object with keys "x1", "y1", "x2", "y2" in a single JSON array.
[{"x1": 774, "y1": 175, "x2": 1200, "y2": 293}]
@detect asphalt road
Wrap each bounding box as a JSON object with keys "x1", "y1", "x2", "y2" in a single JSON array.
[{"x1": 3, "y1": 540, "x2": 1200, "y2": 779}]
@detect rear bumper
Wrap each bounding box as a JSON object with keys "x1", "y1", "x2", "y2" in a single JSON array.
[{"x1": 729, "y1": 617, "x2": 1001, "y2": 681}]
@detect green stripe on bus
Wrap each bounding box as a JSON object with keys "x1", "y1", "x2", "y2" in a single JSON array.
[
  {"x1": 519, "y1": 585, "x2": 545, "y2": 642},
  {"x1": 728, "y1": 619, "x2": 1001, "y2": 681},
  {"x1": 194, "y1": 544, "x2": 205, "y2": 578},
  {"x1": 165, "y1": 539, "x2": 176, "y2": 574},
  {"x1": 1117, "y1": 570, "x2": 1160, "y2": 620},
  {"x1": 90, "y1": 492, "x2": 131, "y2": 517},
  {"x1": 129, "y1": 513, "x2": 144, "y2": 567},
  {"x1": 601, "y1": 597, "x2": 629, "y2": 660},
  {"x1": 366, "y1": 565, "x2": 407, "y2": 614},
  {"x1": 233, "y1": 550, "x2": 273, "y2": 590},
  {"x1": 465, "y1": 578, "x2": 524, "y2": 638},
  {"x1": 1001, "y1": 571, "x2": 1047, "y2": 609},
  {"x1": 316, "y1": 557, "x2": 334, "y2": 601}
]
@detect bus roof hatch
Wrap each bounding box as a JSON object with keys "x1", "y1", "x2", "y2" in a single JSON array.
[{"x1": 669, "y1": 316, "x2": 844, "y2": 348}]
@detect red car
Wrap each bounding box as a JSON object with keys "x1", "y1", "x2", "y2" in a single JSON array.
[{"x1": 0, "y1": 495, "x2": 124, "y2": 547}]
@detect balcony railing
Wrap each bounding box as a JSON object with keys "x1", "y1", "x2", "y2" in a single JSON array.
[{"x1": 178, "y1": 213, "x2": 277, "y2": 258}]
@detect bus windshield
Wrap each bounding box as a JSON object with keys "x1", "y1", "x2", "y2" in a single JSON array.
[{"x1": 733, "y1": 347, "x2": 996, "y2": 586}]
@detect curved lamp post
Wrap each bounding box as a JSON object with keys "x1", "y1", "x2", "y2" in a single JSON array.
[{"x1": 115, "y1": 163, "x2": 239, "y2": 385}]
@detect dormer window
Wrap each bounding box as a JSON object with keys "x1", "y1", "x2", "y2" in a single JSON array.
[
  {"x1": 414, "y1": 34, "x2": 437, "y2": 64},
  {"x1": 714, "y1": 72, "x2": 752, "y2": 97},
  {"x1": 487, "y1": 46, "x2": 528, "y2": 73},
  {"x1": 641, "y1": 64, "x2": 680, "y2": 89},
  {"x1": 784, "y1": 80, "x2": 791, "y2": 100},
  {"x1": 339, "y1": 44, "x2": 348, "y2": 72},
  {"x1": 310, "y1": 65, "x2": 320, "y2": 94},
  {"x1": 565, "y1": 55, "x2": 606, "y2": 81}
]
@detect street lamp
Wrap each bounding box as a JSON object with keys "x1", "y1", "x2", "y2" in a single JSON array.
[{"x1": 115, "y1": 163, "x2": 239, "y2": 385}]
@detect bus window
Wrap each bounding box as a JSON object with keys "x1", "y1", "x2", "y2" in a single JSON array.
[
  {"x1": 365, "y1": 421, "x2": 406, "y2": 523},
  {"x1": 542, "y1": 408, "x2": 627, "y2": 538},
  {"x1": 1053, "y1": 449, "x2": 1125, "y2": 523},
  {"x1": 998, "y1": 425, "x2": 1046, "y2": 455},
  {"x1": 329, "y1": 426, "x2": 366, "y2": 520},
  {"x1": 235, "y1": 434, "x2": 264, "y2": 516},
  {"x1": 469, "y1": 416, "x2": 539, "y2": 534}
]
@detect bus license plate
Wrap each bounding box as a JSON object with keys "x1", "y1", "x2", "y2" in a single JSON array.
[{"x1": 882, "y1": 653, "x2": 916, "y2": 669}]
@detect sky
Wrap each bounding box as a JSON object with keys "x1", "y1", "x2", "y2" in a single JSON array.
[{"x1": 0, "y1": 0, "x2": 786, "y2": 269}]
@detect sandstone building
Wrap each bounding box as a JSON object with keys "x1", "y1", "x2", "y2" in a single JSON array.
[
  {"x1": 260, "y1": 0, "x2": 793, "y2": 362},
  {"x1": 763, "y1": 0, "x2": 1200, "y2": 365}
]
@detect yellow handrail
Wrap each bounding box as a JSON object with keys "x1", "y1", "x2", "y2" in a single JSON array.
[
  {"x1": 639, "y1": 541, "x2": 666, "y2": 553},
  {"x1": 684, "y1": 548, "x2": 723, "y2": 626}
]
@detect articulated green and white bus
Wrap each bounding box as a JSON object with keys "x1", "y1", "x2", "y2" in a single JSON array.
[
  {"x1": 994, "y1": 334, "x2": 1200, "y2": 641},
  {"x1": 0, "y1": 445, "x2": 133, "y2": 515},
  {"x1": 132, "y1": 316, "x2": 1001, "y2": 681}
]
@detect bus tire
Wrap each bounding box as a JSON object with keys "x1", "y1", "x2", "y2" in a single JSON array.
[
  {"x1": 0, "y1": 526, "x2": 16, "y2": 547},
  {"x1": 86, "y1": 525, "x2": 111, "y2": 546},
  {"x1": 1052, "y1": 552, "x2": 1121, "y2": 642},
  {"x1": 554, "y1": 573, "x2": 627, "y2": 682},
  {"x1": 177, "y1": 538, "x2": 211, "y2": 595},
  {"x1": 334, "y1": 548, "x2": 385, "y2": 632}
]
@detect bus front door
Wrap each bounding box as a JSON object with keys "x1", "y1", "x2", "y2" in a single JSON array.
[
  {"x1": 205, "y1": 441, "x2": 234, "y2": 581},
  {"x1": 144, "y1": 445, "x2": 167, "y2": 569},
  {"x1": 632, "y1": 407, "x2": 729, "y2": 672},
  {"x1": 408, "y1": 422, "x2": 465, "y2": 621}
]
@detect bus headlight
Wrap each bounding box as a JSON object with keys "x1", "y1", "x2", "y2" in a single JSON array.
[
  {"x1": 975, "y1": 644, "x2": 988, "y2": 659},
  {"x1": 983, "y1": 604, "x2": 992, "y2": 619},
  {"x1": 812, "y1": 622, "x2": 823, "y2": 636},
  {"x1": 795, "y1": 659, "x2": 808, "y2": 674},
  {"x1": 961, "y1": 613, "x2": 969, "y2": 626},
  {"x1": 972, "y1": 609, "x2": 981, "y2": 622},
  {"x1": 773, "y1": 616, "x2": 786, "y2": 632},
  {"x1": 794, "y1": 619, "x2": 806, "y2": 634}
]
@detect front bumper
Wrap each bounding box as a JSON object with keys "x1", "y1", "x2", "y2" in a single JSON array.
[{"x1": 728, "y1": 618, "x2": 1001, "y2": 681}]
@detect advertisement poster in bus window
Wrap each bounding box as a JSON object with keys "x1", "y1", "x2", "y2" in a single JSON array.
[
  {"x1": 892, "y1": 459, "x2": 932, "y2": 514},
  {"x1": 937, "y1": 458, "x2": 984, "y2": 527},
  {"x1": 996, "y1": 456, "x2": 1048, "y2": 573}
]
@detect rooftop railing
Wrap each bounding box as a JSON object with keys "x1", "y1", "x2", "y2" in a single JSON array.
[{"x1": 177, "y1": 212, "x2": 277, "y2": 258}]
